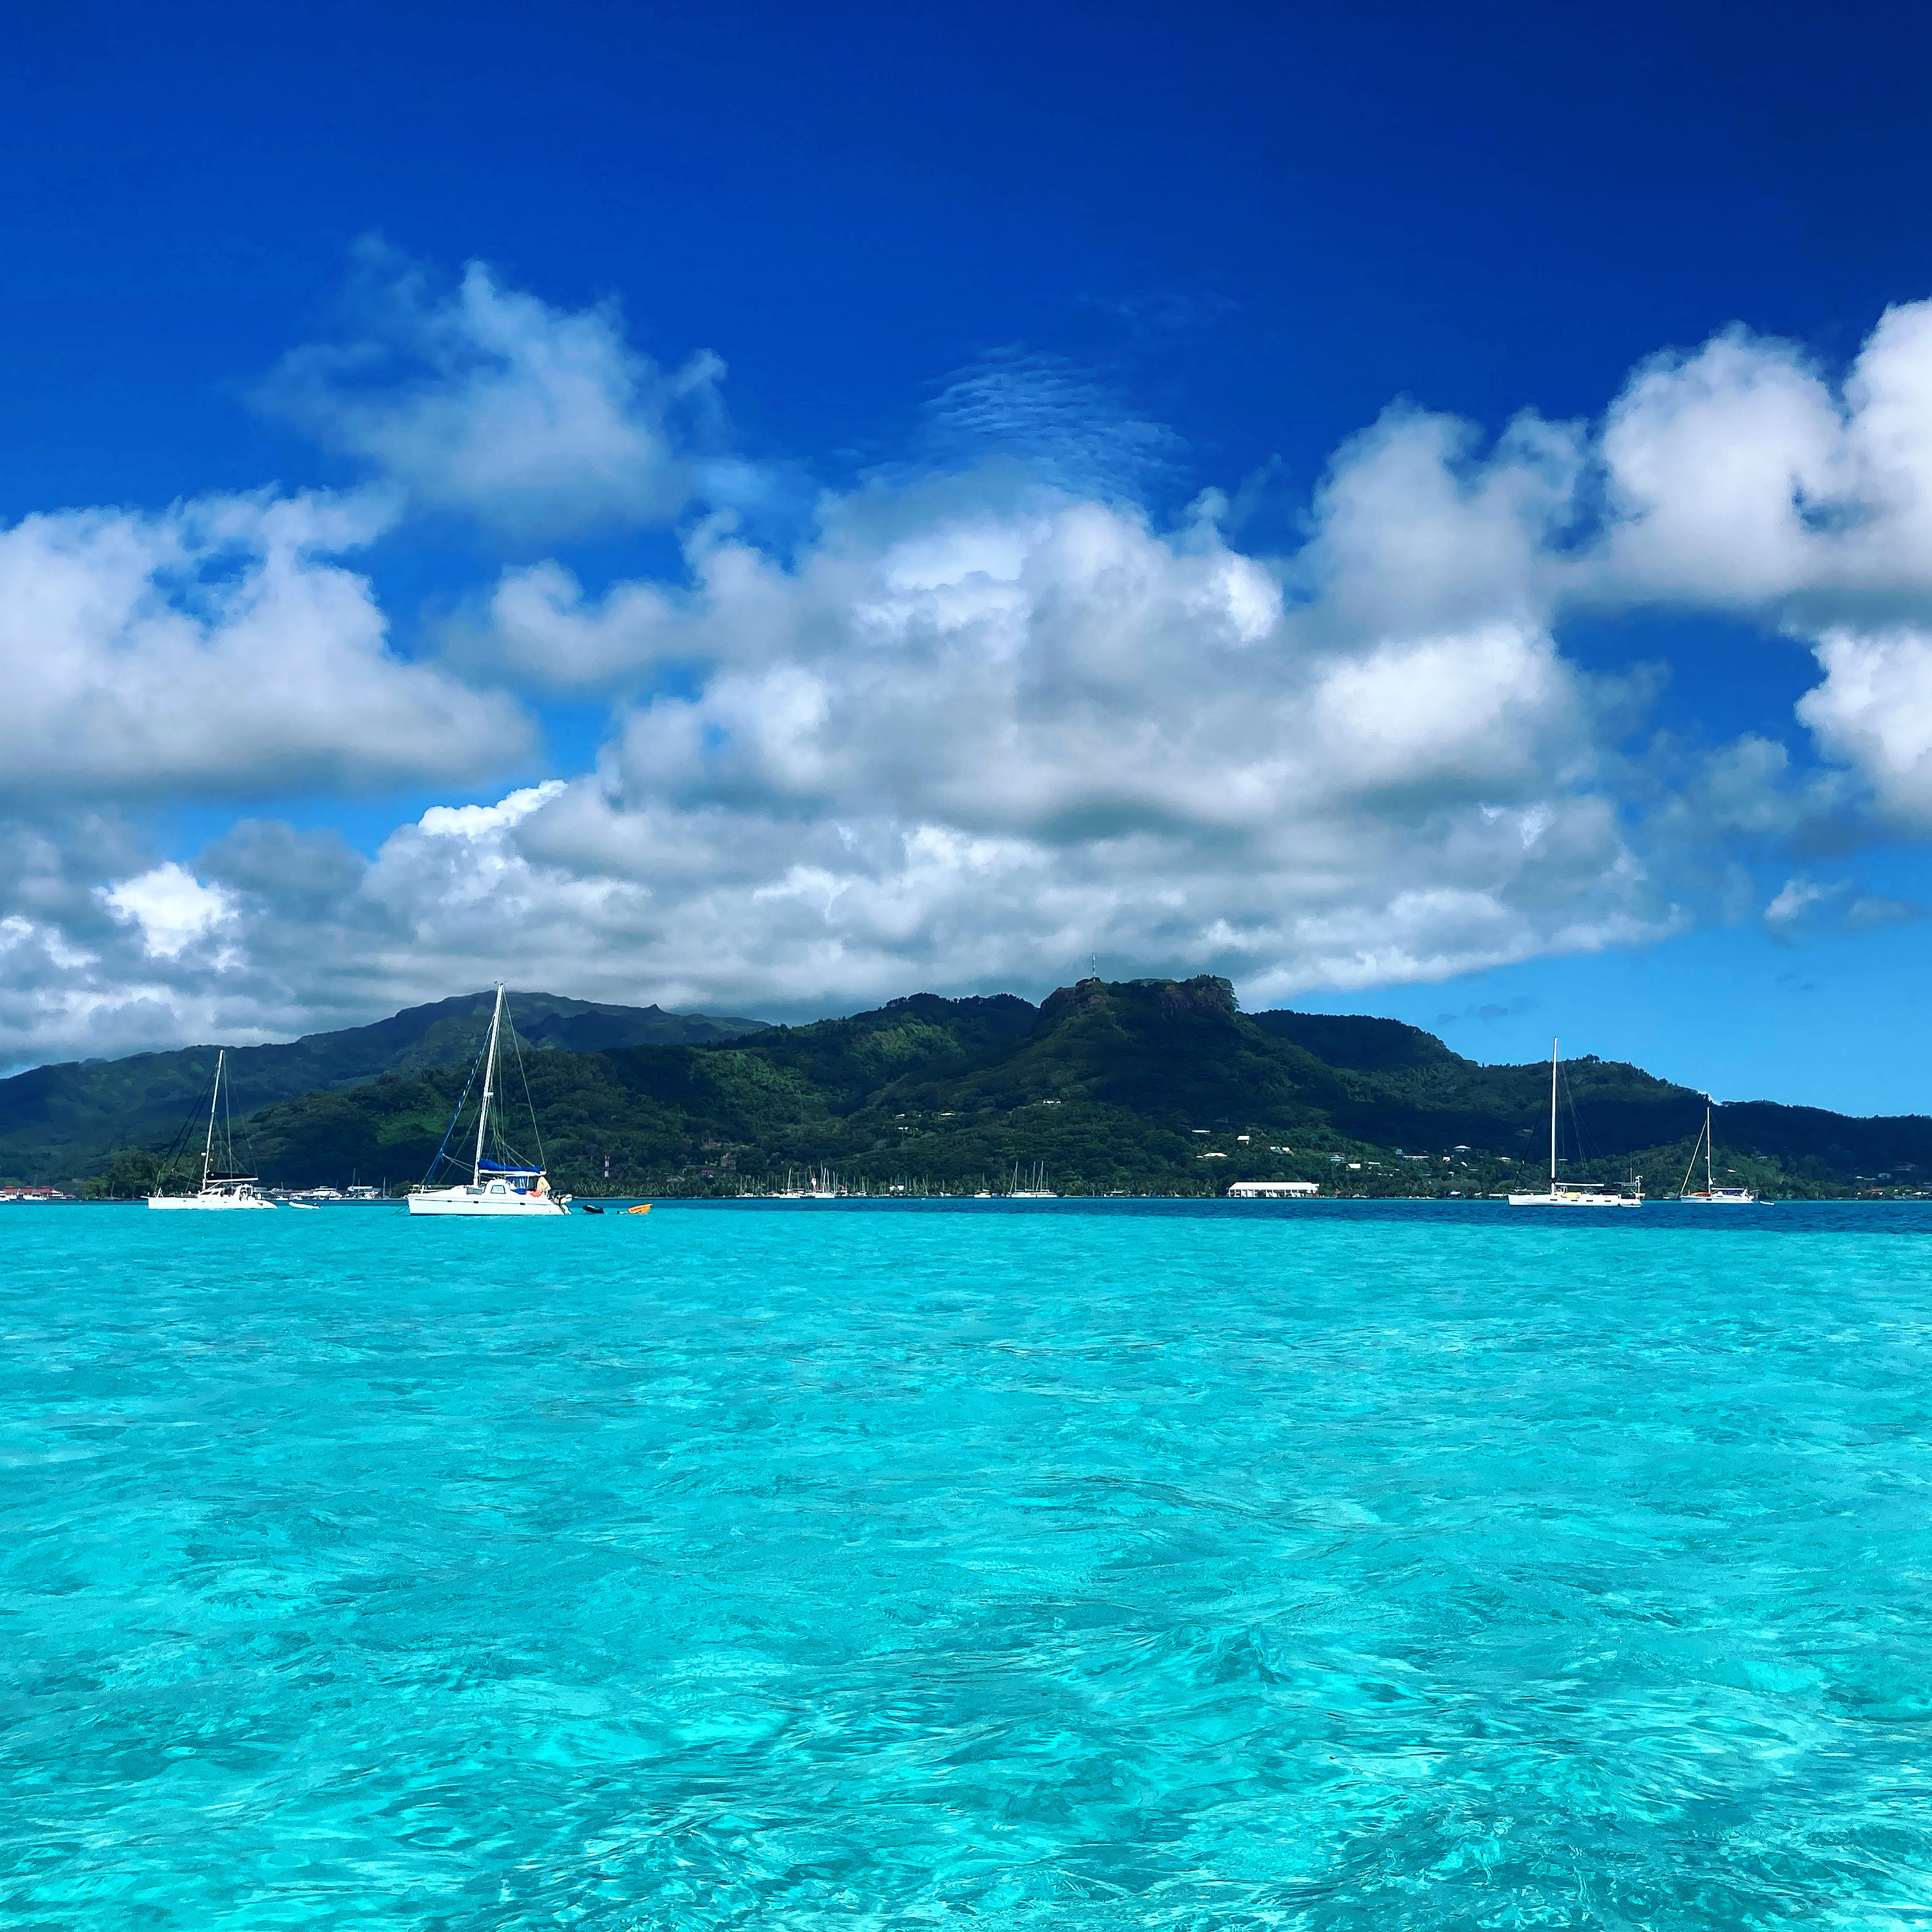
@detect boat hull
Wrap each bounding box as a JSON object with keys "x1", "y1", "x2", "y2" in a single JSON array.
[
  {"x1": 408, "y1": 1187, "x2": 568, "y2": 1217},
  {"x1": 147, "y1": 1193, "x2": 277, "y2": 1210},
  {"x1": 1507, "y1": 1191, "x2": 1642, "y2": 1208}
]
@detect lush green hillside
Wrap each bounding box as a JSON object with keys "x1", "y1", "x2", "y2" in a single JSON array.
[
  {"x1": 65, "y1": 975, "x2": 1932, "y2": 1199},
  {"x1": 0, "y1": 991, "x2": 767, "y2": 1183}
]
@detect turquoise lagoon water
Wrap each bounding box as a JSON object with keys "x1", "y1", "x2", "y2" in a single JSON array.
[{"x1": 6, "y1": 1199, "x2": 1932, "y2": 1929}]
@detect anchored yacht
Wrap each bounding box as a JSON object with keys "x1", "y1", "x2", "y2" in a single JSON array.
[
  {"x1": 1507, "y1": 1039, "x2": 1643, "y2": 1208},
  {"x1": 147, "y1": 1049, "x2": 277, "y2": 1210},
  {"x1": 1677, "y1": 1098, "x2": 1756, "y2": 1203},
  {"x1": 408, "y1": 985, "x2": 570, "y2": 1217}
]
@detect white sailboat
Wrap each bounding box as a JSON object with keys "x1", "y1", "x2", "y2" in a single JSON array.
[
  {"x1": 772, "y1": 1165, "x2": 841, "y2": 1199},
  {"x1": 1677, "y1": 1098, "x2": 1756, "y2": 1204},
  {"x1": 147, "y1": 1049, "x2": 277, "y2": 1210},
  {"x1": 1507, "y1": 1039, "x2": 1642, "y2": 1208},
  {"x1": 408, "y1": 985, "x2": 569, "y2": 1217}
]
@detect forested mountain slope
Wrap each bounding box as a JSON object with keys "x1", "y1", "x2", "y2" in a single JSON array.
[
  {"x1": 0, "y1": 991, "x2": 768, "y2": 1181},
  {"x1": 60, "y1": 975, "x2": 1932, "y2": 1198}
]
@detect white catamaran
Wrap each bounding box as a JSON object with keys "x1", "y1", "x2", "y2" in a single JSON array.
[
  {"x1": 1677, "y1": 1098, "x2": 1756, "y2": 1204},
  {"x1": 1507, "y1": 1039, "x2": 1643, "y2": 1208},
  {"x1": 147, "y1": 1048, "x2": 277, "y2": 1210},
  {"x1": 408, "y1": 985, "x2": 569, "y2": 1218}
]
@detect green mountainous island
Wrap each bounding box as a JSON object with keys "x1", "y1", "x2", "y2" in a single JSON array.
[
  {"x1": 0, "y1": 990, "x2": 765, "y2": 1187},
  {"x1": 12, "y1": 974, "x2": 1931, "y2": 1199}
]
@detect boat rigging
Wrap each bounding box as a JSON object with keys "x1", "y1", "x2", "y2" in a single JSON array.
[
  {"x1": 1676, "y1": 1098, "x2": 1756, "y2": 1203},
  {"x1": 1506, "y1": 1039, "x2": 1643, "y2": 1208},
  {"x1": 407, "y1": 985, "x2": 570, "y2": 1218},
  {"x1": 147, "y1": 1049, "x2": 277, "y2": 1211}
]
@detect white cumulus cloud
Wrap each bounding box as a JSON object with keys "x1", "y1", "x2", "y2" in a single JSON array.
[
  {"x1": 30, "y1": 277, "x2": 1932, "y2": 1066},
  {"x1": 103, "y1": 863, "x2": 235, "y2": 960},
  {"x1": 0, "y1": 488, "x2": 529, "y2": 799},
  {"x1": 1797, "y1": 626, "x2": 1932, "y2": 825},
  {"x1": 322, "y1": 478, "x2": 1658, "y2": 1017},
  {"x1": 259, "y1": 250, "x2": 724, "y2": 536}
]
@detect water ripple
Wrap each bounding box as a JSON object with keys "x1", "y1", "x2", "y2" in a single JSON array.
[{"x1": 4, "y1": 1202, "x2": 1932, "y2": 1927}]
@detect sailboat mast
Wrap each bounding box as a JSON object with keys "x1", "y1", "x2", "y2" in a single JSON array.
[
  {"x1": 1706, "y1": 1100, "x2": 1714, "y2": 1193},
  {"x1": 472, "y1": 985, "x2": 504, "y2": 1185},
  {"x1": 201, "y1": 1050, "x2": 224, "y2": 1189},
  {"x1": 1549, "y1": 1039, "x2": 1558, "y2": 1185}
]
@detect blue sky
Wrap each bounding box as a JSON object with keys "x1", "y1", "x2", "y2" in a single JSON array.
[{"x1": 6, "y1": 0, "x2": 1932, "y2": 1111}]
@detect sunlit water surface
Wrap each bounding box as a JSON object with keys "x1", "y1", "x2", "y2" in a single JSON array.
[{"x1": 6, "y1": 1199, "x2": 1932, "y2": 1929}]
